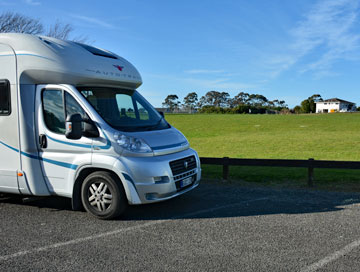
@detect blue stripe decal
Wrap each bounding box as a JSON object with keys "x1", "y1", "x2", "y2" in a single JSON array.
[
  {"x1": 47, "y1": 135, "x2": 92, "y2": 148},
  {"x1": 0, "y1": 53, "x2": 55, "y2": 61},
  {"x1": 152, "y1": 141, "x2": 188, "y2": 151},
  {"x1": 0, "y1": 140, "x2": 20, "y2": 153},
  {"x1": 17, "y1": 53, "x2": 55, "y2": 61},
  {"x1": 95, "y1": 130, "x2": 112, "y2": 150},
  {"x1": 20, "y1": 151, "x2": 78, "y2": 170},
  {"x1": 46, "y1": 129, "x2": 111, "y2": 150},
  {"x1": 123, "y1": 173, "x2": 134, "y2": 182},
  {"x1": 122, "y1": 173, "x2": 138, "y2": 193},
  {"x1": 0, "y1": 140, "x2": 78, "y2": 170}
]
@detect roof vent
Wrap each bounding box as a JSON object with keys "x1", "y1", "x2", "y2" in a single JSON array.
[
  {"x1": 74, "y1": 42, "x2": 118, "y2": 59},
  {"x1": 39, "y1": 37, "x2": 53, "y2": 46}
]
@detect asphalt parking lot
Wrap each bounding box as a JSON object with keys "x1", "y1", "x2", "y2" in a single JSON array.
[{"x1": 1, "y1": 181, "x2": 360, "y2": 272}]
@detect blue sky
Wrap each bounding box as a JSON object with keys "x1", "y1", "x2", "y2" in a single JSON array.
[{"x1": 2, "y1": 0, "x2": 360, "y2": 107}]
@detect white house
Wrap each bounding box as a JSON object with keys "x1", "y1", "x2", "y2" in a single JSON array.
[{"x1": 315, "y1": 98, "x2": 356, "y2": 113}]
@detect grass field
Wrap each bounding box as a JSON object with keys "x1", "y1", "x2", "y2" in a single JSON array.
[{"x1": 166, "y1": 113, "x2": 360, "y2": 191}]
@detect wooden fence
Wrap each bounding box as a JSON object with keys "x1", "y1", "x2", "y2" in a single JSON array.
[{"x1": 199, "y1": 157, "x2": 360, "y2": 187}]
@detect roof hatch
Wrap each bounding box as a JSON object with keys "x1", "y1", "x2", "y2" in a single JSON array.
[{"x1": 74, "y1": 42, "x2": 118, "y2": 59}]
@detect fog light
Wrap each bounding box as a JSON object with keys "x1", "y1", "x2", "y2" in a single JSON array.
[
  {"x1": 153, "y1": 176, "x2": 170, "y2": 184},
  {"x1": 146, "y1": 193, "x2": 158, "y2": 200}
]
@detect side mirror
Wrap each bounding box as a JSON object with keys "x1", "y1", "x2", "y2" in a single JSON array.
[
  {"x1": 65, "y1": 113, "x2": 83, "y2": 140},
  {"x1": 158, "y1": 111, "x2": 165, "y2": 118},
  {"x1": 83, "y1": 119, "x2": 100, "y2": 138}
]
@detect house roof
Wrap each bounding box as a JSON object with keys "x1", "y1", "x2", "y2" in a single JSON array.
[{"x1": 316, "y1": 98, "x2": 355, "y2": 104}]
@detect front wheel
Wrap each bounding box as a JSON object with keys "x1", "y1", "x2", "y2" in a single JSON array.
[{"x1": 81, "y1": 171, "x2": 127, "y2": 219}]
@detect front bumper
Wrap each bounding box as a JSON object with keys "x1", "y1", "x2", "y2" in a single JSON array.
[{"x1": 115, "y1": 148, "x2": 201, "y2": 204}]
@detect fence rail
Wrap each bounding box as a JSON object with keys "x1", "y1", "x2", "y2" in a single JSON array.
[{"x1": 199, "y1": 157, "x2": 360, "y2": 187}]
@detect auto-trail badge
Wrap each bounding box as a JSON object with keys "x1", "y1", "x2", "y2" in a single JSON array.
[{"x1": 113, "y1": 65, "x2": 124, "y2": 71}]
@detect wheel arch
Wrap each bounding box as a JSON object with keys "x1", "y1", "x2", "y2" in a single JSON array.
[{"x1": 71, "y1": 166, "x2": 133, "y2": 211}]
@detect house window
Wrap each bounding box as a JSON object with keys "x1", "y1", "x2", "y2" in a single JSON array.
[{"x1": 0, "y1": 79, "x2": 10, "y2": 116}]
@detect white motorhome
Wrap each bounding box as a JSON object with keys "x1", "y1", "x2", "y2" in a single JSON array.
[{"x1": 0, "y1": 33, "x2": 201, "y2": 219}]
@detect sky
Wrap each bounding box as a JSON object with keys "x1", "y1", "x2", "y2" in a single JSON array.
[{"x1": 1, "y1": 0, "x2": 360, "y2": 107}]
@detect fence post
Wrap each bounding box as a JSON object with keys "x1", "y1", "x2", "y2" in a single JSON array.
[
  {"x1": 308, "y1": 158, "x2": 314, "y2": 187},
  {"x1": 223, "y1": 157, "x2": 229, "y2": 182}
]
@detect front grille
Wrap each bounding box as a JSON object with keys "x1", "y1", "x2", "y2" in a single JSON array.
[
  {"x1": 173, "y1": 169, "x2": 196, "y2": 181},
  {"x1": 169, "y1": 155, "x2": 197, "y2": 176}
]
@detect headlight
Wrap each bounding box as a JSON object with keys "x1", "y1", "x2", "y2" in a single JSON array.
[{"x1": 114, "y1": 132, "x2": 152, "y2": 153}]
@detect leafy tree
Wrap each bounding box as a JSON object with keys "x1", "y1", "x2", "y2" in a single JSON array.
[
  {"x1": 162, "y1": 94, "x2": 180, "y2": 112},
  {"x1": 272, "y1": 99, "x2": 279, "y2": 107},
  {"x1": 230, "y1": 91, "x2": 250, "y2": 108},
  {"x1": 204, "y1": 91, "x2": 219, "y2": 106},
  {"x1": 300, "y1": 94, "x2": 322, "y2": 113},
  {"x1": 293, "y1": 105, "x2": 302, "y2": 114},
  {"x1": 218, "y1": 92, "x2": 230, "y2": 107},
  {"x1": 247, "y1": 94, "x2": 268, "y2": 107},
  {"x1": 201, "y1": 91, "x2": 230, "y2": 107},
  {"x1": 197, "y1": 95, "x2": 207, "y2": 109},
  {"x1": 300, "y1": 99, "x2": 311, "y2": 113},
  {"x1": 267, "y1": 100, "x2": 275, "y2": 108},
  {"x1": 310, "y1": 94, "x2": 323, "y2": 102},
  {"x1": 235, "y1": 92, "x2": 250, "y2": 104},
  {"x1": 279, "y1": 100, "x2": 287, "y2": 108},
  {"x1": 183, "y1": 92, "x2": 198, "y2": 112}
]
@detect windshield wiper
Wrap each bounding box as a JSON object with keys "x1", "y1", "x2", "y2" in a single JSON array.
[
  {"x1": 115, "y1": 117, "x2": 166, "y2": 132},
  {"x1": 128, "y1": 117, "x2": 164, "y2": 131},
  {"x1": 144, "y1": 116, "x2": 165, "y2": 131}
]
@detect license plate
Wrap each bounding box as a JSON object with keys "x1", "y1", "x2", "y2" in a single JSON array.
[{"x1": 180, "y1": 177, "x2": 193, "y2": 188}]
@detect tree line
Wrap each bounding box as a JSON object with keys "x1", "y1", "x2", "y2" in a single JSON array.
[
  {"x1": 162, "y1": 92, "x2": 347, "y2": 114},
  {"x1": 163, "y1": 91, "x2": 289, "y2": 114}
]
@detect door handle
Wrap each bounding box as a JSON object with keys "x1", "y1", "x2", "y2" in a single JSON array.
[{"x1": 39, "y1": 134, "x2": 47, "y2": 149}]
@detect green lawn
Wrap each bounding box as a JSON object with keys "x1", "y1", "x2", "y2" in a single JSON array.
[
  {"x1": 166, "y1": 113, "x2": 360, "y2": 191},
  {"x1": 166, "y1": 113, "x2": 360, "y2": 160}
]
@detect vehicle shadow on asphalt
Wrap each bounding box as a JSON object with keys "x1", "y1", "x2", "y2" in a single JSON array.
[
  {"x1": 1, "y1": 183, "x2": 360, "y2": 220},
  {"x1": 0, "y1": 195, "x2": 73, "y2": 212}
]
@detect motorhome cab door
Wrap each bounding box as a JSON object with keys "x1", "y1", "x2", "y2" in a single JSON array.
[{"x1": 35, "y1": 85, "x2": 93, "y2": 195}]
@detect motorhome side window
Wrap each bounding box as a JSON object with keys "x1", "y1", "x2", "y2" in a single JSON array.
[
  {"x1": 0, "y1": 79, "x2": 10, "y2": 115},
  {"x1": 43, "y1": 90, "x2": 66, "y2": 134},
  {"x1": 65, "y1": 92, "x2": 86, "y2": 119},
  {"x1": 42, "y1": 89, "x2": 87, "y2": 135}
]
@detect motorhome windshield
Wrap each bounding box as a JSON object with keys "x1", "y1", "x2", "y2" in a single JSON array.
[{"x1": 78, "y1": 87, "x2": 169, "y2": 132}]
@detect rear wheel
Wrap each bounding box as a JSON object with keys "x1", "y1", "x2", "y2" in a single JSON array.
[{"x1": 81, "y1": 171, "x2": 127, "y2": 219}]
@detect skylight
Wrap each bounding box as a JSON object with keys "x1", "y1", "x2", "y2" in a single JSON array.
[{"x1": 74, "y1": 42, "x2": 118, "y2": 59}]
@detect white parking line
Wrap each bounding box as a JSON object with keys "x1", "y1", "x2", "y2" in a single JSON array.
[
  {"x1": 300, "y1": 239, "x2": 360, "y2": 272},
  {"x1": 0, "y1": 197, "x2": 269, "y2": 262}
]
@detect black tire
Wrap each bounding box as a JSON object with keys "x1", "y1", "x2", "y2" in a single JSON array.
[{"x1": 81, "y1": 171, "x2": 127, "y2": 220}]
